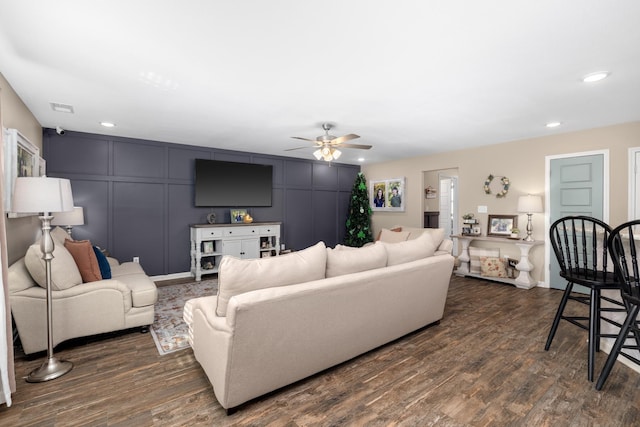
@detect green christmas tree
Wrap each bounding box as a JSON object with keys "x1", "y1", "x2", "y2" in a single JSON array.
[{"x1": 344, "y1": 172, "x2": 373, "y2": 247}]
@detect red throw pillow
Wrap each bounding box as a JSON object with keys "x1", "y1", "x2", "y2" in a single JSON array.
[{"x1": 64, "y1": 239, "x2": 102, "y2": 282}]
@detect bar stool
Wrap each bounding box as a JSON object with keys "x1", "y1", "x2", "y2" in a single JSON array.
[
  {"x1": 545, "y1": 216, "x2": 626, "y2": 381},
  {"x1": 596, "y1": 219, "x2": 640, "y2": 390}
]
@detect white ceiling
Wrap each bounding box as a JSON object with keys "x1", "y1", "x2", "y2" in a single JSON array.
[{"x1": 1, "y1": 1, "x2": 639, "y2": 165}]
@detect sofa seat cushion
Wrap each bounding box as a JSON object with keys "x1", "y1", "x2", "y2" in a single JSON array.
[
  {"x1": 326, "y1": 243, "x2": 387, "y2": 278},
  {"x1": 216, "y1": 241, "x2": 327, "y2": 317},
  {"x1": 64, "y1": 239, "x2": 102, "y2": 282},
  {"x1": 380, "y1": 232, "x2": 437, "y2": 266},
  {"x1": 24, "y1": 242, "x2": 83, "y2": 291}
]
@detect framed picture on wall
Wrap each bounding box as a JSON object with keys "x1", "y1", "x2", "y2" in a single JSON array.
[
  {"x1": 3, "y1": 128, "x2": 40, "y2": 214},
  {"x1": 370, "y1": 177, "x2": 405, "y2": 212},
  {"x1": 487, "y1": 214, "x2": 517, "y2": 237}
]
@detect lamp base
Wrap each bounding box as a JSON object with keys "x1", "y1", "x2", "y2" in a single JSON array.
[{"x1": 26, "y1": 357, "x2": 73, "y2": 383}]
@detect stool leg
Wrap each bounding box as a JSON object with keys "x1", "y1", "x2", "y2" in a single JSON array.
[
  {"x1": 596, "y1": 304, "x2": 640, "y2": 390},
  {"x1": 545, "y1": 282, "x2": 574, "y2": 351},
  {"x1": 588, "y1": 288, "x2": 599, "y2": 382}
]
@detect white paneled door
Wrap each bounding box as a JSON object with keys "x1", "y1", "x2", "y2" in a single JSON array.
[{"x1": 548, "y1": 153, "x2": 606, "y2": 291}]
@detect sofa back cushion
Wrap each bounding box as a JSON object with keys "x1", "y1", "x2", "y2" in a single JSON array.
[
  {"x1": 64, "y1": 239, "x2": 103, "y2": 282},
  {"x1": 8, "y1": 258, "x2": 35, "y2": 293},
  {"x1": 216, "y1": 241, "x2": 327, "y2": 316},
  {"x1": 24, "y1": 242, "x2": 83, "y2": 291},
  {"x1": 326, "y1": 242, "x2": 387, "y2": 278},
  {"x1": 50, "y1": 226, "x2": 72, "y2": 246},
  {"x1": 380, "y1": 232, "x2": 437, "y2": 266}
]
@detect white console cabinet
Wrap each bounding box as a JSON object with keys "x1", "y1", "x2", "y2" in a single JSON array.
[{"x1": 190, "y1": 222, "x2": 281, "y2": 281}]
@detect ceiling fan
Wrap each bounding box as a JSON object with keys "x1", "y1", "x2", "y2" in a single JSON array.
[{"x1": 287, "y1": 123, "x2": 372, "y2": 161}]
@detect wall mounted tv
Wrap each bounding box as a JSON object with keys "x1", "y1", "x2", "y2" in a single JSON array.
[{"x1": 194, "y1": 159, "x2": 273, "y2": 207}]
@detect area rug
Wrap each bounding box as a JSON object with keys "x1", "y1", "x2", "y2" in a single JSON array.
[{"x1": 150, "y1": 279, "x2": 218, "y2": 355}]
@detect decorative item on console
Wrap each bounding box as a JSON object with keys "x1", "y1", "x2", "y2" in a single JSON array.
[
  {"x1": 462, "y1": 213, "x2": 480, "y2": 236},
  {"x1": 517, "y1": 195, "x2": 543, "y2": 242},
  {"x1": 487, "y1": 214, "x2": 518, "y2": 237},
  {"x1": 230, "y1": 209, "x2": 248, "y2": 224}
]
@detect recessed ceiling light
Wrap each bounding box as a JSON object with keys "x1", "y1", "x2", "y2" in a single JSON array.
[
  {"x1": 100, "y1": 121, "x2": 116, "y2": 128},
  {"x1": 358, "y1": 158, "x2": 365, "y2": 162},
  {"x1": 582, "y1": 71, "x2": 610, "y2": 83},
  {"x1": 546, "y1": 121, "x2": 562, "y2": 128}
]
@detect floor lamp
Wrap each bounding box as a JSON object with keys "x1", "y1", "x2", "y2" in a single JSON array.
[
  {"x1": 12, "y1": 177, "x2": 75, "y2": 382},
  {"x1": 517, "y1": 194, "x2": 543, "y2": 242},
  {"x1": 51, "y1": 206, "x2": 84, "y2": 238}
]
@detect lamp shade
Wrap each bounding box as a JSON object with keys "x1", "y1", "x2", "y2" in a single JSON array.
[
  {"x1": 52, "y1": 206, "x2": 84, "y2": 226},
  {"x1": 517, "y1": 194, "x2": 543, "y2": 214},
  {"x1": 12, "y1": 177, "x2": 74, "y2": 214}
]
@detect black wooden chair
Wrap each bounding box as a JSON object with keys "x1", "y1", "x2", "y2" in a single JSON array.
[
  {"x1": 545, "y1": 216, "x2": 626, "y2": 381},
  {"x1": 595, "y1": 220, "x2": 640, "y2": 390}
]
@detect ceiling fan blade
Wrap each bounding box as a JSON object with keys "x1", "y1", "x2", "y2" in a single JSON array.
[
  {"x1": 338, "y1": 143, "x2": 372, "y2": 150},
  {"x1": 330, "y1": 133, "x2": 360, "y2": 145},
  {"x1": 284, "y1": 146, "x2": 314, "y2": 151},
  {"x1": 291, "y1": 136, "x2": 316, "y2": 142}
]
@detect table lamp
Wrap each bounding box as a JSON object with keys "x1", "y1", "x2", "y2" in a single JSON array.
[
  {"x1": 51, "y1": 206, "x2": 84, "y2": 237},
  {"x1": 517, "y1": 194, "x2": 543, "y2": 242},
  {"x1": 12, "y1": 177, "x2": 75, "y2": 382}
]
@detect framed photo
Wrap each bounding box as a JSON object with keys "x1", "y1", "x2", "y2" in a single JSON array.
[
  {"x1": 3, "y1": 128, "x2": 41, "y2": 214},
  {"x1": 487, "y1": 214, "x2": 518, "y2": 237},
  {"x1": 202, "y1": 241, "x2": 214, "y2": 254},
  {"x1": 425, "y1": 186, "x2": 437, "y2": 199},
  {"x1": 230, "y1": 208, "x2": 247, "y2": 223},
  {"x1": 370, "y1": 177, "x2": 405, "y2": 211}
]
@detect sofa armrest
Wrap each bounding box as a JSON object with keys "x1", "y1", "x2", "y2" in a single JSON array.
[
  {"x1": 11, "y1": 279, "x2": 133, "y2": 310},
  {"x1": 188, "y1": 296, "x2": 232, "y2": 334}
]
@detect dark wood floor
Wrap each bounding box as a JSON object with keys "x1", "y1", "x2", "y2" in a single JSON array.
[{"x1": 3, "y1": 275, "x2": 640, "y2": 426}]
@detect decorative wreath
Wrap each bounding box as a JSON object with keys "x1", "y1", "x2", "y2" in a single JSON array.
[{"x1": 484, "y1": 174, "x2": 510, "y2": 198}]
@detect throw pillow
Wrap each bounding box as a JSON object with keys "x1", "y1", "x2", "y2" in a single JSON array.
[
  {"x1": 93, "y1": 246, "x2": 112, "y2": 279},
  {"x1": 64, "y1": 239, "x2": 103, "y2": 282},
  {"x1": 326, "y1": 242, "x2": 387, "y2": 278},
  {"x1": 375, "y1": 226, "x2": 403, "y2": 241},
  {"x1": 469, "y1": 246, "x2": 500, "y2": 274},
  {"x1": 480, "y1": 256, "x2": 508, "y2": 278},
  {"x1": 380, "y1": 232, "x2": 437, "y2": 266},
  {"x1": 378, "y1": 228, "x2": 411, "y2": 243},
  {"x1": 24, "y1": 242, "x2": 83, "y2": 291},
  {"x1": 216, "y1": 241, "x2": 327, "y2": 317}
]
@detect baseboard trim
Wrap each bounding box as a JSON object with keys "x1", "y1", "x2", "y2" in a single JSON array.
[{"x1": 150, "y1": 271, "x2": 193, "y2": 282}]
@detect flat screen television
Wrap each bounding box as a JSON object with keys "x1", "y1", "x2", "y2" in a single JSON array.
[{"x1": 194, "y1": 159, "x2": 273, "y2": 207}]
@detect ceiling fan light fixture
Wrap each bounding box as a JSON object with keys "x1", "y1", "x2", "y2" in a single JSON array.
[
  {"x1": 332, "y1": 149, "x2": 342, "y2": 160},
  {"x1": 313, "y1": 149, "x2": 323, "y2": 160}
]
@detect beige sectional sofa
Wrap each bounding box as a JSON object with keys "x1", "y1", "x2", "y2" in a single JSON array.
[
  {"x1": 8, "y1": 227, "x2": 157, "y2": 354},
  {"x1": 184, "y1": 227, "x2": 454, "y2": 411}
]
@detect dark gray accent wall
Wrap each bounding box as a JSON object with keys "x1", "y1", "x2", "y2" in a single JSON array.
[{"x1": 43, "y1": 129, "x2": 359, "y2": 276}]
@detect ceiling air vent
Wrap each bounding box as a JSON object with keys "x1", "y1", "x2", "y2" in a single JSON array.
[{"x1": 50, "y1": 102, "x2": 74, "y2": 114}]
